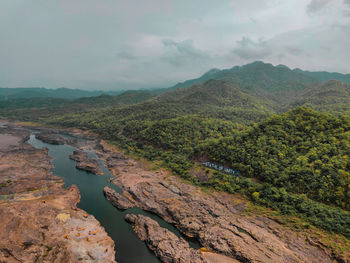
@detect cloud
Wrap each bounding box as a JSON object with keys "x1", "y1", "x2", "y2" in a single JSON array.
[
  {"x1": 285, "y1": 46, "x2": 304, "y2": 56},
  {"x1": 307, "y1": 0, "x2": 331, "y2": 15},
  {"x1": 344, "y1": 0, "x2": 350, "y2": 16},
  {"x1": 233, "y1": 37, "x2": 271, "y2": 59},
  {"x1": 0, "y1": 0, "x2": 349, "y2": 89},
  {"x1": 116, "y1": 50, "x2": 136, "y2": 60},
  {"x1": 161, "y1": 39, "x2": 210, "y2": 67},
  {"x1": 162, "y1": 39, "x2": 208, "y2": 58}
]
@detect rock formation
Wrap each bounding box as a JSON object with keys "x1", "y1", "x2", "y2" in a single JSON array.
[
  {"x1": 0, "y1": 124, "x2": 116, "y2": 262},
  {"x1": 97, "y1": 139, "x2": 340, "y2": 263},
  {"x1": 69, "y1": 150, "x2": 103, "y2": 175},
  {"x1": 125, "y1": 214, "x2": 207, "y2": 263},
  {"x1": 103, "y1": 186, "x2": 134, "y2": 210},
  {"x1": 35, "y1": 133, "x2": 66, "y2": 145}
]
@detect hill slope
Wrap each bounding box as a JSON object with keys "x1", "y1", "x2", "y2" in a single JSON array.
[
  {"x1": 0, "y1": 90, "x2": 155, "y2": 120},
  {"x1": 293, "y1": 68, "x2": 350, "y2": 84},
  {"x1": 196, "y1": 107, "x2": 350, "y2": 210},
  {"x1": 168, "y1": 61, "x2": 350, "y2": 103},
  {"x1": 286, "y1": 80, "x2": 350, "y2": 115},
  {"x1": 49, "y1": 79, "x2": 275, "y2": 131},
  {"x1": 0, "y1": 87, "x2": 123, "y2": 100}
]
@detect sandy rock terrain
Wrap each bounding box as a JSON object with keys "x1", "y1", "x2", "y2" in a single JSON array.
[
  {"x1": 69, "y1": 150, "x2": 103, "y2": 175},
  {"x1": 0, "y1": 125, "x2": 116, "y2": 263},
  {"x1": 96, "y1": 140, "x2": 341, "y2": 263},
  {"x1": 103, "y1": 186, "x2": 134, "y2": 210},
  {"x1": 35, "y1": 133, "x2": 67, "y2": 145},
  {"x1": 125, "y1": 214, "x2": 239, "y2": 263}
]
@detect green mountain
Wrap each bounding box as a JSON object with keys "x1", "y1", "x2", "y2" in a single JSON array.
[
  {"x1": 0, "y1": 87, "x2": 124, "y2": 100},
  {"x1": 50, "y1": 79, "x2": 275, "y2": 130},
  {"x1": 167, "y1": 61, "x2": 350, "y2": 103},
  {"x1": 194, "y1": 107, "x2": 350, "y2": 237},
  {"x1": 196, "y1": 107, "x2": 350, "y2": 209},
  {"x1": 293, "y1": 68, "x2": 350, "y2": 84},
  {"x1": 0, "y1": 90, "x2": 155, "y2": 120},
  {"x1": 157, "y1": 79, "x2": 276, "y2": 110},
  {"x1": 168, "y1": 61, "x2": 315, "y2": 99},
  {"x1": 286, "y1": 80, "x2": 350, "y2": 115}
]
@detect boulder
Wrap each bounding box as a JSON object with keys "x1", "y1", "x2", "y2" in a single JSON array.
[{"x1": 103, "y1": 186, "x2": 135, "y2": 210}]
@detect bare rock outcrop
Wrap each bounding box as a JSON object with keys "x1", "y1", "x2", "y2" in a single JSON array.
[
  {"x1": 0, "y1": 126, "x2": 116, "y2": 262},
  {"x1": 125, "y1": 214, "x2": 206, "y2": 263},
  {"x1": 103, "y1": 186, "x2": 135, "y2": 210},
  {"x1": 35, "y1": 133, "x2": 66, "y2": 145},
  {"x1": 69, "y1": 150, "x2": 103, "y2": 175},
  {"x1": 98, "y1": 140, "x2": 340, "y2": 263}
]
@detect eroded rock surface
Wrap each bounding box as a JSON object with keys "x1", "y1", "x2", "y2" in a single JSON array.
[
  {"x1": 69, "y1": 150, "x2": 103, "y2": 175},
  {"x1": 0, "y1": 125, "x2": 116, "y2": 263},
  {"x1": 125, "y1": 214, "x2": 206, "y2": 263},
  {"x1": 96, "y1": 140, "x2": 340, "y2": 263},
  {"x1": 35, "y1": 133, "x2": 67, "y2": 145},
  {"x1": 103, "y1": 186, "x2": 135, "y2": 210}
]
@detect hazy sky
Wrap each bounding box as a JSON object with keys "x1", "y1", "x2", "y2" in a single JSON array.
[{"x1": 1, "y1": 0, "x2": 350, "y2": 90}]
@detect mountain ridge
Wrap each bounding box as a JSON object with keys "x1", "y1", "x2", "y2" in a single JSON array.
[{"x1": 167, "y1": 61, "x2": 350, "y2": 102}]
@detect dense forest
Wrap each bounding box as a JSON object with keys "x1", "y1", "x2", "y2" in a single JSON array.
[
  {"x1": 0, "y1": 87, "x2": 123, "y2": 100},
  {"x1": 1, "y1": 62, "x2": 350, "y2": 241},
  {"x1": 196, "y1": 107, "x2": 350, "y2": 209},
  {"x1": 46, "y1": 105, "x2": 350, "y2": 238}
]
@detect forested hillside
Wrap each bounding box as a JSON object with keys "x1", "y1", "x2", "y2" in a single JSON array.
[
  {"x1": 0, "y1": 90, "x2": 155, "y2": 120},
  {"x1": 286, "y1": 80, "x2": 350, "y2": 115},
  {"x1": 0, "y1": 87, "x2": 123, "y2": 100},
  {"x1": 46, "y1": 103, "x2": 350, "y2": 238},
  {"x1": 47, "y1": 80, "x2": 275, "y2": 130},
  {"x1": 196, "y1": 107, "x2": 350, "y2": 210},
  {"x1": 168, "y1": 61, "x2": 350, "y2": 102},
  {"x1": 293, "y1": 68, "x2": 350, "y2": 84}
]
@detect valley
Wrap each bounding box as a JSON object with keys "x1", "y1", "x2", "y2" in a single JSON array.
[
  {"x1": 0, "y1": 123, "x2": 116, "y2": 262},
  {"x1": 0, "y1": 62, "x2": 349, "y2": 262}
]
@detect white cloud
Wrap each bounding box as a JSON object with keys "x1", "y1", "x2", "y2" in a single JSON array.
[
  {"x1": 0, "y1": 0, "x2": 349, "y2": 89},
  {"x1": 307, "y1": 0, "x2": 331, "y2": 14},
  {"x1": 233, "y1": 37, "x2": 271, "y2": 59}
]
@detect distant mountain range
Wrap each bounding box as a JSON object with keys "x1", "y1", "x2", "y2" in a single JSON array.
[
  {"x1": 167, "y1": 61, "x2": 350, "y2": 101},
  {"x1": 1, "y1": 61, "x2": 349, "y2": 120},
  {"x1": 286, "y1": 80, "x2": 350, "y2": 115},
  {"x1": 2, "y1": 61, "x2": 350, "y2": 102},
  {"x1": 0, "y1": 87, "x2": 124, "y2": 100}
]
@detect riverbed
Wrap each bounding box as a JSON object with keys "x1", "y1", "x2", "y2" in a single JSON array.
[{"x1": 28, "y1": 134, "x2": 199, "y2": 263}]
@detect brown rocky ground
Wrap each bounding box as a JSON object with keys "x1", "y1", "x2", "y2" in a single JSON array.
[
  {"x1": 35, "y1": 133, "x2": 67, "y2": 145},
  {"x1": 0, "y1": 123, "x2": 116, "y2": 263},
  {"x1": 125, "y1": 214, "x2": 239, "y2": 263},
  {"x1": 69, "y1": 150, "x2": 103, "y2": 175},
  {"x1": 95, "y1": 140, "x2": 345, "y2": 263}
]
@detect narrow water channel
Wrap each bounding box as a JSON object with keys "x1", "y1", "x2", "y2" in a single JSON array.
[{"x1": 28, "y1": 134, "x2": 199, "y2": 263}]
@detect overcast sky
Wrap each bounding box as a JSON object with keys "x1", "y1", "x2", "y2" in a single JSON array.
[{"x1": 1, "y1": 0, "x2": 350, "y2": 90}]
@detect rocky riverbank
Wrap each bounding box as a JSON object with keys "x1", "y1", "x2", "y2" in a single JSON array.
[
  {"x1": 2, "y1": 121, "x2": 346, "y2": 263},
  {"x1": 69, "y1": 150, "x2": 103, "y2": 175},
  {"x1": 95, "y1": 139, "x2": 344, "y2": 263},
  {"x1": 125, "y1": 214, "x2": 239, "y2": 263},
  {"x1": 0, "y1": 122, "x2": 116, "y2": 263},
  {"x1": 35, "y1": 132, "x2": 67, "y2": 145}
]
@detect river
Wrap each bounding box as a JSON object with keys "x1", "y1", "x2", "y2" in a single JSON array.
[{"x1": 28, "y1": 134, "x2": 199, "y2": 263}]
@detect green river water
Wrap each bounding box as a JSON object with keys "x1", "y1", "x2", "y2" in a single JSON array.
[{"x1": 28, "y1": 134, "x2": 199, "y2": 263}]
